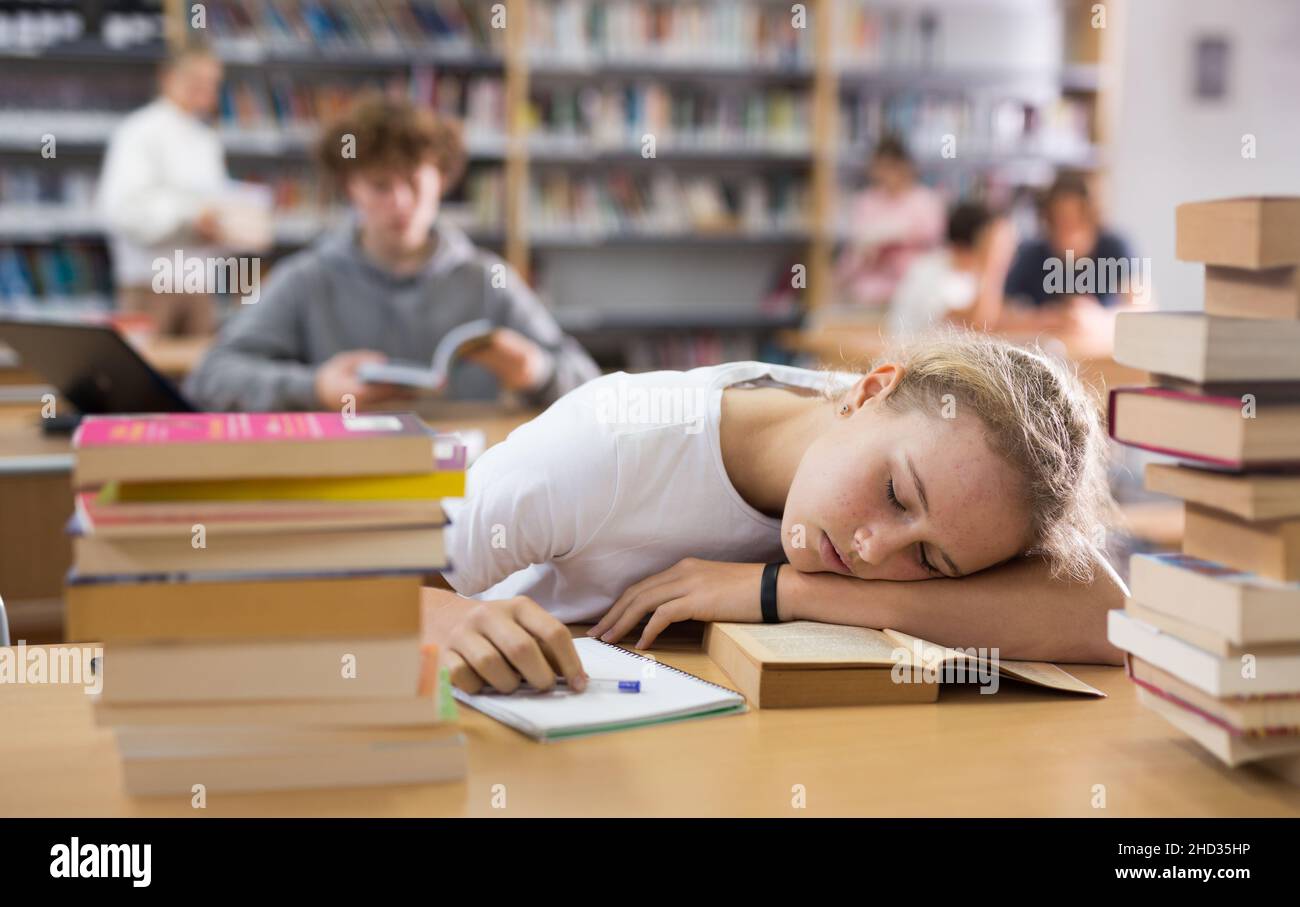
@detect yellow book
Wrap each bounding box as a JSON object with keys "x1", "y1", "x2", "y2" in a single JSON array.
[{"x1": 103, "y1": 470, "x2": 465, "y2": 503}]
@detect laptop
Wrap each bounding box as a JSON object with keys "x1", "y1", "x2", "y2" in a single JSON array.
[{"x1": 0, "y1": 315, "x2": 196, "y2": 424}]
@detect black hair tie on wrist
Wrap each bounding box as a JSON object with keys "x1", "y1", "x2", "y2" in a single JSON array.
[{"x1": 761, "y1": 561, "x2": 783, "y2": 624}]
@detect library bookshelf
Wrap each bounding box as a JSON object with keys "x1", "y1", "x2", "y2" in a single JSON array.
[{"x1": 0, "y1": 0, "x2": 1112, "y2": 367}]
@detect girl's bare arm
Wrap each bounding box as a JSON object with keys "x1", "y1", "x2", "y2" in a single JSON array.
[{"x1": 778, "y1": 554, "x2": 1125, "y2": 665}]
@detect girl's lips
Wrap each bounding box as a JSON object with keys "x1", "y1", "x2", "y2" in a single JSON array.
[{"x1": 819, "y1": 532, "x2": 851, "y2": 575}]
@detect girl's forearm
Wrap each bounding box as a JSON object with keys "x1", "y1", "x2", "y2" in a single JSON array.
[{"x1": 777, "y1": 556, "x2": 1125, "y2": 665}]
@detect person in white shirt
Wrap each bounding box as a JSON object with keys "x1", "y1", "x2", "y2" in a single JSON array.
[
  {"x1": 888, "y1": 201, "x2": 1016, "y2": 337},
  {"x1": 96, "y1": 44, "x2": 227, "y2": 335},
  {"x1": 428, "y1": 331, "x2": 1128, "y2": 694}
]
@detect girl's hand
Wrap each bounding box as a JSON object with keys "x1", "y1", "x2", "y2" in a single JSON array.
[
  {"x1": 434, "y1": 594, "x2": 587, "y2": 694},
  {"x1": 589, "y1": 559, "x2": 765, "y2": 649}
]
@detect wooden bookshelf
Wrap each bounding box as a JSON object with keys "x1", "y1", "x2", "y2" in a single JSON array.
[{"x1": 0, "y1": 0, "x2": 1116, "y2": 333}]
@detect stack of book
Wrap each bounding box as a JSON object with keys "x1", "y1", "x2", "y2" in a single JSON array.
[
  {"x1": 1109, "y1": 196, "x2": 1300, "y2": 782},
  {"x1": 66, "y1": 412, "x2": 467, "y2": 796}
]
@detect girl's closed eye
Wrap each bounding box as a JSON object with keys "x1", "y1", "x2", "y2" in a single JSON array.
[
  {"x1": 886, "y1": 477, "x2": 906, "y2": 512},
  {"x1": 917, "y1": 544, "x2": 941, "y2": 577}
]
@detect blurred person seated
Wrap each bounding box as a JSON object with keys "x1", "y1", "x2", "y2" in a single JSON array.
[
  {"x1": 185, "y1": 94, "x2": 598, "y2": 412},
  {"x1": 834, "y1": 134, "x2": 945, "y2": 308},
  {"x1": 97, "y1": 43, "x2": 230, "y2": 337},
  {"x1": 1002, "y1": 175, "x2": 1141, "y2": 352},
  {"x1": 887, "y1": 201, "x2": 1016, "y2": 337}
]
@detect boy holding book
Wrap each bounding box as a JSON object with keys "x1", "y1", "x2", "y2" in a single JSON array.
[{"x1": 185, "y1": 95, "x2": 598, "y2": 412}]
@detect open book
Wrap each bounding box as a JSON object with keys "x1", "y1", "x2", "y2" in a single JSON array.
[
  {"x1": 454, "y1": 637, "x2": 745, "y2": 741},
  {"x1": 706, "y1": 621, "x2": 1105, "y2": 708},
  {"x1": 357, "y1": 319, "x2": 497, "y2": 392}
]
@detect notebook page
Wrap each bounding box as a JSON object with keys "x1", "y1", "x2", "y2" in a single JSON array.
[{"x1": 454, "y1": 637, "x2": 744, "y2": 740}]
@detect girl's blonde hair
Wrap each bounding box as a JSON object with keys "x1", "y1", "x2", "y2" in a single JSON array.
[{"x1": 845, "y1": 329, "x2": 1115, "y2": 582}]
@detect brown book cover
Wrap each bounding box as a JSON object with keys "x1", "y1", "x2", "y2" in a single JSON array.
[
  {"x1": 705, "y1": 621, "x2": 1102, "y2": 709},
  {"x1": 1176, "y1": 196, "x2": 1300, "y2": 269},
  {"x1": 1184, "y1": 503, "x2": 1300, "y2": 582},
  {"x1": 1205, "y1": 264, "x2": 1300, "y2": 320},
  {"x1": 66, "y1": 573, "x2": 422, "y2": 643},
  {"x1": 1145, "y1": 462, "x2": 1300, "y2": 520},
  {"x1": 98, "y1": 635, "x2": 422, "y2": 704},
  {"x1": 72, "y1": 524, "x2": 446, "y2": 577},
  {"x1": 1108, "y1": 386, "x2": 1300, "y2": 469}
]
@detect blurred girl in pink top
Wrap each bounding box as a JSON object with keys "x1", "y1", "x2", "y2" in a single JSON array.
[{"x1": 835, "y1": 135, "x2": 946, "y2": 308}]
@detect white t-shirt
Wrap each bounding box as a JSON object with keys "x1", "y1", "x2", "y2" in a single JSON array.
[
  {"x1": 887, "y1": 249, "x2": 979, "y2": 336},
  {"x1": 96, "y1": 98, "x2": 229, "y2": 286},
  {"x1": 443, "y1": 362, "x2": 848, "y2": 622},
  {"x1": 443, "y1": 361, "x2": 1131, "y2": 621}
]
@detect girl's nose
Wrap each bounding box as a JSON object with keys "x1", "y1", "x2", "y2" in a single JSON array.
[{"x1": 853, "y1": 524, "x2": 909, "y2": 566}]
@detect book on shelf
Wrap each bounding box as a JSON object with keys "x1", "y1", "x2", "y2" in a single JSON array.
[
  {"x1": 704, "y1": 621, "x2": 1102, "y2": 709},
  {"x1": 1176, "y1": 196, "x2": 1300, "y2": 270},
  {"x1": 199, "y1": 0, "x2": 499, "y2": 56},
  {"x1": 1112, "y1": 310, "x2": 1300, "y2": 383},
  {"x1": 66, "y1": 572, "x2": 424, "y2": 644},
  {"x1": 527, "y1": 0, "x2": 808, "y2": 68},
  {"x1": 1107, "y1": 386, "x2": 1300, "y2": 469},
  {"x1": 1144, "y1": 462, "x2": 1300, "y2": 521},
  {"x1": 219, "y1": 71, "x2": 505, "y2": 143},
  {"x1": 529, "y1": 170, "x2": 808, "y2": 239},
  {"x1": 72, "y1": 412, "x2": 460, "y2": 486},
  {"x1": 1182, "y1": 503, "x2": 1300, "y2": 583},
  {"x1": 529, "y1": 83, "x2": 811, "y2": 153},
  {"x1": 1128, "y1": 551, "x2": 1300, "y2": 645}
]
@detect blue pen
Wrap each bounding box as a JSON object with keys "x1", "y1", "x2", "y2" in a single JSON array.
[
  {"x1": 558, "y1": 676, "x2": 642, "y2": 693},
  {"x1": 505, "y1": 675, "x2": 641, "y2": 694}
]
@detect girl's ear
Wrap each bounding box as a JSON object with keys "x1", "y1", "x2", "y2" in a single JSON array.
[{"x1": 843, "y1": 364, "x2": 905, "y2": 414}]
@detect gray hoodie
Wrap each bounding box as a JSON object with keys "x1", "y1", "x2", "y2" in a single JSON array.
[{"x1": 184, "y1": 219, "x2": 599, "y2": 411}]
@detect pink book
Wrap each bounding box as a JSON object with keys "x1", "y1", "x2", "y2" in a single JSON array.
[{"x1": 73, "y1": 413, "x2": 465, "y2": 486}]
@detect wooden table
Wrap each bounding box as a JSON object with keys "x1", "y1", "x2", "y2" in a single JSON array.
[{"x1": 1, "y1": 631, "x2": 1297, "y2": 817}]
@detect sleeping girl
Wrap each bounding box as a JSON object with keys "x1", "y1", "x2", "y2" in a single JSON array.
[{"x1": 425, "y1": 330, "x2": 1126, "y2": 693}]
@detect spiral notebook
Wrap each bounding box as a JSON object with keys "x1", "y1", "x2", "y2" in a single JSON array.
[{"x1": 453, "y1": 637, "x2": 746, "y2": 741}]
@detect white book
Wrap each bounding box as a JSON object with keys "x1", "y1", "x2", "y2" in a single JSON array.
[
  {"x1": 1129, "y1": 552, "x2": 1300, "y2": 645},
  {"x1": 1108, "y1": 609, "x2": 1300, "y2": 696},
  {"x1": 455, "y1": 637, "x2": 745, "y2": 741},
  {"x1": 357, "y1": 319, "x2": 496, "y2": 391},
  {"x1": 99, "y1": 636, "x2": 422, "y2": 704}
]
